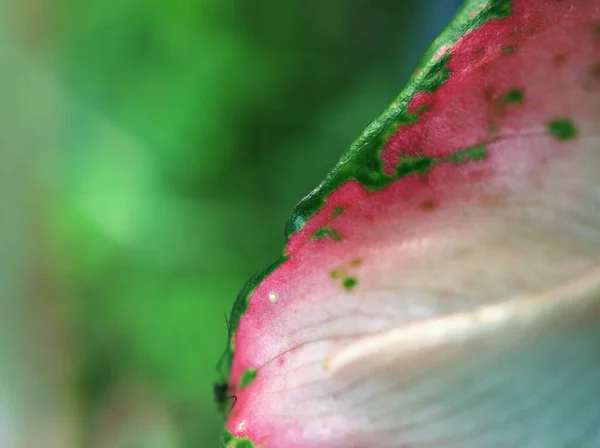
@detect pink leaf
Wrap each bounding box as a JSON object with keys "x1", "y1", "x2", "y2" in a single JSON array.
[{"x1": 221, "y1": 1, "x2": 600, "y2": 446}]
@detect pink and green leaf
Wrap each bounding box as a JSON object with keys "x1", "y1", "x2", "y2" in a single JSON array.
[{"x1": 220, "y1": 0, "x2": 600, "y2": 446}]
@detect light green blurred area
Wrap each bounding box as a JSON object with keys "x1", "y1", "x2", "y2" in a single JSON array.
[{"x1": 0, "y1": 1, "x2": 459, "y2": 446}]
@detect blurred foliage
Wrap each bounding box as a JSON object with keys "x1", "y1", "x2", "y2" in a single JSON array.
[{"x1": 1, "y1": 0, "x2": 460, "y2": 446}]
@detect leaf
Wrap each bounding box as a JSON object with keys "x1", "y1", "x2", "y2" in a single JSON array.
[{"x1": 220, "y1": 0, "x2": 600, "y2": 446}]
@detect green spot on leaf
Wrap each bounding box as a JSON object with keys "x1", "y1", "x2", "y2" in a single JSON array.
[
  {"x1": 500, "y1": 89, "x2": 523, "y2": 104},
  {"x1": 396, "y1": 155, "x2": 437, "y2": 177},
  {"x1": 393, "y1": 144, "x2": 488, "y2": 179},
  {"x1": 330, "y1": 258, "x2": 362, "y2": 280},
  {"x1": 343, "y1": 277, "x2": 358, "y2": 290},
  {"x1": 548, "y1": 118, "x2": 577, "y2": 140},
  {"x1": 446, "y1": 144, "x2": 487, "y2": 164},
  {"x1": 416, "y1": 104, "x2": 431, "y2": 114},
  {"x1": 331, "y1": 206, "x2": 345, "y2": 218},
  {"x1": 502, "y1": 45, "x2": 516, "y2": 55},
  {"x1": 222, "y1": 431, "x2": 257, "y2": 448},
  {"x1": 312, "y1": 227, "x2": 342, "y2": 241},
  {"x1": 236, "y1": 442, "x2": 256, "y2": 448},
  {"x1": 421, "y1": 200, "x2": 436, "y2": 210},
  {"x1": 239, "y1": 369, "x2": 257, "y2": 390}
]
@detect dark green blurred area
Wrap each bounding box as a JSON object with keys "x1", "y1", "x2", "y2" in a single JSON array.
[{"x1": 0, "y1": 1, "x2": 459, "y2": 446}]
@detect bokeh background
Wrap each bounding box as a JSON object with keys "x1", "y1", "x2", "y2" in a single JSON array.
[{"x1": 1, "y1": 1, "x2": 461, "y2": 446}]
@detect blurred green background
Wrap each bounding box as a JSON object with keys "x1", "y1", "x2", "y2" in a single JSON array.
[{"x1": 0, "y1": 1, "x2": 460, "y2": 446}]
